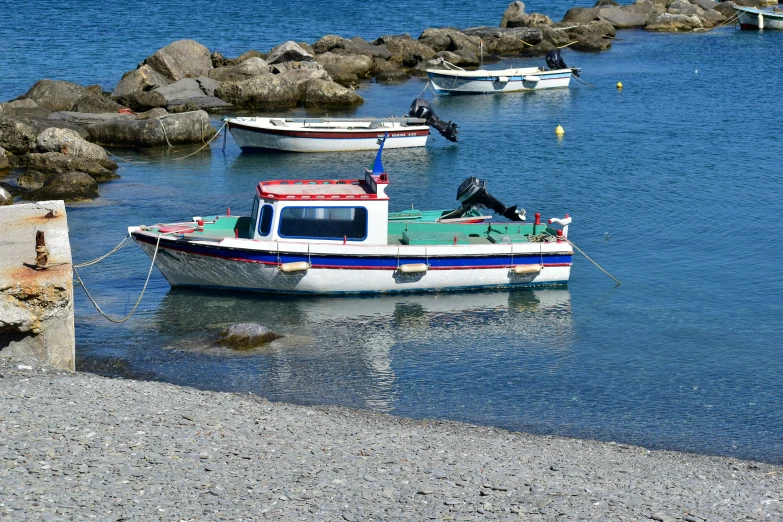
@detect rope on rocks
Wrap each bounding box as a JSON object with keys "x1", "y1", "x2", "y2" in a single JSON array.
[
  {"x1": 157, "y1": 118, "x2": 173, "y2": 147},
  {"x1": 73, "y1": 234, "x2": 132, "y2": 268},
  {"x1": 171, "y1": 121, "x2": 227, "y2": 161},
  {"x1": 567, "y1": 238, "x2": 621, "y2": 285},
  {"x1": 73, "y1": 234, "x2": 162, "y2": 324}
]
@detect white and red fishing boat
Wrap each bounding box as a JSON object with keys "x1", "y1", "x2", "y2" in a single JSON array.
[
  {"x1": 225, "y1": 98, "x2": 458, "y2": 152},
  {"x1": 130, "y1": 138, "x2": 573, "y2": 295}
]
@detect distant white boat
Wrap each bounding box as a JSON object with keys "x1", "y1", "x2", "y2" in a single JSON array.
[
  {"x1": 734, "y1": 6, "x2": 783, "y2": 30},
  {"x1": 426, "y1": 63, "x2": 575, "y2": 95},
  {"x1": 225, "y1": 116, "x2": 431, "y2": 152}
]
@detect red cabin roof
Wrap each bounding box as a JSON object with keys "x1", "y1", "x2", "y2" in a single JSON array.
[{"x1": 257, "y1": 174, "x2": 389, "y2": 201}]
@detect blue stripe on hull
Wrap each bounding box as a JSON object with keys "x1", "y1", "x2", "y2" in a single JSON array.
[{"x1": 135, "y1": 235, "x2": 573, "y2": 269}]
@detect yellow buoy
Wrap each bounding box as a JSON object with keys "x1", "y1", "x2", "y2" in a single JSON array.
[
  {"x1": 616, "y1": 82, "x2": 623, "y2": 89},
  {"x1": 555, "y1": 125, "x2": 565, "y2": 136}
]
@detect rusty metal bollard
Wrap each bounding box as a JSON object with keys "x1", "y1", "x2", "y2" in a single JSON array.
[{"x1": 35, "y1": 230, "x2": 49, "y2": 268}]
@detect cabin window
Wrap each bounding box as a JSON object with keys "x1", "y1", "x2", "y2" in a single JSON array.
[
  {"x1": 278, "y1": 206, "x2": 368, "y2": 240},
  {"x1": 249, "y1": 196, "x2": 260, "y2": 237},
  {"x1": 258, "y1": 204, "x2": 274, "y2": 236}
]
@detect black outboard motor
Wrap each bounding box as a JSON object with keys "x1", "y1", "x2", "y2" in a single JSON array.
[
  {"x1": 442, "y1": 177, "x2": 525, "y2": 221},
  {"x1": 546, "y1": 49, "x2": 579, "y2": 77},
  {"x1": 409, "y1": 98, "x2": 459, "y2": 142}
]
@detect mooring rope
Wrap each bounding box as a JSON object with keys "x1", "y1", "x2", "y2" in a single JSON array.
[
  {"x1": 571, "y1": 74, "x2": 597, "y2": 89},
  {"x1": 102, "y1": 121, "x2": 227, "y2": 164},
  {"x1": 567, "y1": 239, "x2": 621, "y2": 285},
  {"x1": 73, "y1": 234, "x2": 162, "y2": 323},
  {"x1": 72, "y1": 234, "x2": 132, "y2": 268}
]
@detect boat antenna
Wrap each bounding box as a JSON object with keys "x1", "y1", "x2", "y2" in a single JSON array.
[{"x1": 372, "y1": 133, "x2": 388, "y2": 175}]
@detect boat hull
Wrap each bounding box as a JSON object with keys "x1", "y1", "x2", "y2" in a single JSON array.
[
  {"x1": 736, "y1": 7, "x2": 783, "y2": 29},
  {"x1": 227, "y1": 121, "x2": 430, "y2": 152},
  {"x1": 133, "y1": 234, "x2": 571, "y2": 295},
  {"x1": 426, "y1": 69, "x2": 573, "y2": 95}
]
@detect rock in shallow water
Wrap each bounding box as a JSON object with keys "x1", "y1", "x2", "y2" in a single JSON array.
[
  {"x1": 23, "y1": 170, "x2": 99, "y2": 202},
  {"x1": 217, "y1": 323, "x2": 281, "y2": 350}
]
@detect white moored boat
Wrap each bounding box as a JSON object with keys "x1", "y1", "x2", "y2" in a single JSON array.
[
  {"x1": 130, "y1": 138, "x2": 574, "y2": 295},
  {"x1": 225, "y1": 98, "x2": 458, "y2": 152},
  {"x1": 734, "y1": 6, "x2": 783, "y2": 30},
  {"x1": 426, "y1": 48, "x2": 579, "y2": 95}
]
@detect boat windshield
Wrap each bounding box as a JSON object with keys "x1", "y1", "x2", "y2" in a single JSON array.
[{"x1": 278, "y1": 206, "x2": 368, "y2": 241}]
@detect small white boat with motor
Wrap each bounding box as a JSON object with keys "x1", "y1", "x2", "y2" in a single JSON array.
[
  {"x1": 224, "y1": 98, "x2": 458, "y2": 152},
  {"x1": 734, "y1": 5, "x2": 783, "y2": 30},
  {"x1": 130, "y1": 137, "x2": 574, "y2": 295},
  {"x1": 426, "y1": 48, "x2": 579, "y2": 95}
]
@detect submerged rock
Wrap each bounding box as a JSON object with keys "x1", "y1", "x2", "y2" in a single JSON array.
[
  {"x1": 22, "y1": 152, "x2": 118, "y2": 182},
  {"x1": 217, "y1": 323, "x2": 281, "y2": 350},
  {"x1": 23, "y1": 171, "x2": 99, "y2": 202}
]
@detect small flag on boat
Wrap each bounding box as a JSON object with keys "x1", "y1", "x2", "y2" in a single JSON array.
[{"x1": 372, "y1": 133, "x2": 388, "y2": 175}]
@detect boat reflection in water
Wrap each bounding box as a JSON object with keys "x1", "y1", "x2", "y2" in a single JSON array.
[{"x1": 153, "y1": 288, "x2": 573, "y2": 414}]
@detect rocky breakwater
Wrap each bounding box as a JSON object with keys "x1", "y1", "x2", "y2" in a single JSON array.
[
  {"x1": 560, "y1": 0, "x2": 738, "y2": 33},
  {"x1": 0, "y1": 201, "x2": 74, "y2": 371}
]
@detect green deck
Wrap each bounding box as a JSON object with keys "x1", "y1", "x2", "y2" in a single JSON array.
[{"x1": 151, "y1": 212, "x2": 557, "y2": 245}]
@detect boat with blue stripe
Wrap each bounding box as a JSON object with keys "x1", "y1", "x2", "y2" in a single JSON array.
[{"x1": 130, "y1": 137, "x2": 574, "y2": 295}]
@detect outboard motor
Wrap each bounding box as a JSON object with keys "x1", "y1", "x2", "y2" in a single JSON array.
[
  {"x1": 442, "y1": 177, "x2": 525, "y2": 221},
  {"x1": 546, "y1": 49, "x2": 579, "y2": 77},
  {"x1": 409, "y1": 98, "x2": 459, "y2": 142}
]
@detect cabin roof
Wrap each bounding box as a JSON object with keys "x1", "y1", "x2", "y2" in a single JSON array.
[{"x1": 257, "y1": 176, "x2": 389, "y2": 201}]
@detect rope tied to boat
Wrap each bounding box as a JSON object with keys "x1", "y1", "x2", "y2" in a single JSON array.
[
  {"x1": 102, "y1": 121, "x2": 227, "y2": 163},
  {"x1": 73, "y1": 233, "x2": 162, "y2": 323},
  {"x1": 72, "y1": 234, "x2": 133, "y2": 268},
  {"x1": 567, "y1": 238, "x2": 621, "y2": 285}
]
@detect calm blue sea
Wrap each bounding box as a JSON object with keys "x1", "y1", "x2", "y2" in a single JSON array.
[{"x1": 3, "y1": 1, "x2": 783, "y2": 465}]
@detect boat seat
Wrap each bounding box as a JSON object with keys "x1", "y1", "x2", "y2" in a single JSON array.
[{"x1": 270, "y1": 119, "x2": 288, "y2": 127}]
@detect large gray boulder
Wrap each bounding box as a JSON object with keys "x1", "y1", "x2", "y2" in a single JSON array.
[
  {"x1": 270, "y1": 60, "x2": 324, "y2": 74},
  {"x1": 463, "y1": 26, "x2": 544, "y2": 46},
  {"x1": 73, "y1": 92, "x2": 124, "y2": 113},
  {"x1": 195, "y1": 76, "x2": 220, "y2": 97},
  {"x1": 116, "y1": 90, "x2": 167, "y2": 112},
  {"x1": 646, "y1": 13, "x2": 706, "y2": 31},
  {"x1": 46, "y1": 111, "x2": 135, "y2": 127},
  {"x1": 373, "y1": 35, "x2": 436, "y2": 67},
  {"x1": 152, "y1": 78, "x2": 231, "y2": 110},
  {"x1": 0, "y1": 116, "x2": 39, "y2": 154},
  {"x1": 277, "y1": 68, "x2": 331, "y2": 96},
  {"x1": 313, "y1": 35, "x2": 345, "y2": 54},
  {"x1": 144, "y1": 39, "x2": 213, "y2": 81},
  {"x1": 208, "y1": 57, "x2": 270, "y2": 81},
  {"x1": 16, "y1": 80, "x2": 88, "y2": 112},
  {"x1": 625, "y1": 0, "x2": 667, "y2": 25},
  {"x1": 217, "y1": 323, "x2": 281, "y2": 349},
  {"x1": 713, "y1": 1, "x2": 739, "y2": 17},
  {"x1": 266, "y1": 41, "x2": 313, "y2": 64},
  {"x1": 561, "y1": 7, "x2": 600, "y2": 24},
  {"x1": 692, "y1": 0, "x2": 719, "y2": 10},
  {"x1": 22, "y1": 152, "x2": 118, "y2": 181},
  {"x1": 154, "y1": 78, "x2": 205, "y2": 102},
  {"x1": 667, "y1": 0, "x2": 705, "y2": 17},
  {"x1": 112, "y1": 65, "x2": 171, "y2": 97},
  {"x1": 500, "y1": 1, "x2": 527, "y2": 27},
  {"x1": 0, "y1": 146, "x2": 8, "y2": 170},
  {"x1": 304, "y1": 79, "x2": 363, "y2": 108},
  {"x1": 598, "y1": 6, "x2": 648, "y2": 28},
  {"x1": 214, "y1": 75, "x2": 300, "y2": 109},
  {"x1": 371, "y1": 58, "x2": 409, "y2": 83},
  {"x1": 2, "y1": 98, "x2": 52, "y2": 118},
  {"x1": 16, "y1": 170, "x2": 48, "y2": 189},
  {"x1": 336, "y1": 37, "x2": 392, "y2": 60},
  {"x1": 86, "y1": 110, "x2": 217, "y2": 147},
  {"x1": 36, "y1": 128, "x2": 111, "y2": 165},
  {"x1": 0, "y1": 185, "x2": 11, "y2": 205},
  {"x1": 418, "y1": 28, "x2": 482, "y2": 54},
  {"x1": 23, "y1": 171, "x2": 99, "y2": 202},
  {"x1": 315, "y1": 52, "x2": 373, "y2": 86}
]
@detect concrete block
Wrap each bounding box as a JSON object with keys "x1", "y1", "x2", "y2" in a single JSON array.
[{"x1": 0, "y1": 201, "x2": 74, "y2": 370}]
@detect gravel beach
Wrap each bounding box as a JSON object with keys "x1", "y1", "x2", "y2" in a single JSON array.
[{"x1": 1, "y1": 356, "x2": 781, "y2": 521}]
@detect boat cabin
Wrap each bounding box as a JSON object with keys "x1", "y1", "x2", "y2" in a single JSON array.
[{"x1": 248, "y1": 169, "x2": 390, "y2": 245}]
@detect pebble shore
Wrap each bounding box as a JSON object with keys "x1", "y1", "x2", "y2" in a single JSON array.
[{"x1": 1, "y1": 356, "x2": 781, "y2": 521}]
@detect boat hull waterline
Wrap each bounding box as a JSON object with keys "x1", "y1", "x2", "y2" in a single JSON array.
[
  {"x1": 133, "y1": 233, "x2": 572, "y2": 295},
  {"x1": 226, "y1": 119, "x2": 430, "y2": 152},
  {"x1": 426, "y1": 68, "x2": 573, "y2": 95}
]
